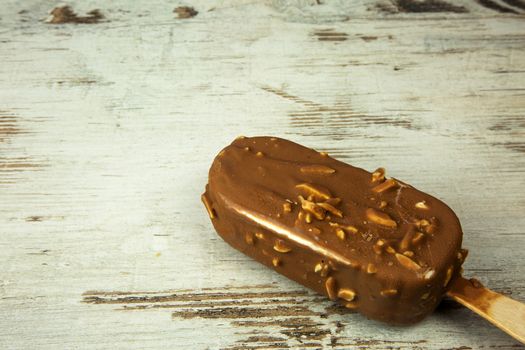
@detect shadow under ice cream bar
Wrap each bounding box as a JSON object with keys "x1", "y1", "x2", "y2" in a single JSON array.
[{"x1": 202, "y1": 137, "x2": 525, "y2": 339}]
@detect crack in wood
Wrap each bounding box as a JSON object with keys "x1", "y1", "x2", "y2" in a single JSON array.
[
  {"x1": 493, "y1": 142, "x2": 525, "y2": 154},
  {"x1": 233, "y1": 317, "x2": 332, "y2": 345},
  {"x1": 377, "y1": 0, "x2": 468, "y2": 13},
  {"x1": 0, "y1": 114, "x2": 25, "y2": 143},
  {"x1": 118, "y1": 297, "x2": 326, "y2": 311},
  {"x1": 171, "y1": 305, "x2": 320, "y2": 319},
  {"x1": 0, "y1": 112, "x2": 44, "y2": 181},
  {"x1": 260, "y1": 86, "x2": 417, "y2": 137},
  {"x1": 82, "y1": 286, "x2": 349, "y2": 348},
  {"x1": 335, "y1": 337, "x2": 428, "y2": 347},
  {"x1": 488, "y1": 116, "x2": 525, "y2": 131},
  {"x1": 475, "y1": 0, "x2": 520, "y2": 13},
  {"x1": 500, "y1": 0, "x2": 525, "y2": 10},
  {"x1": 83, "y1": 290, "x2": 311, "y2": 304},
  {"x1": 313, "y1": 29, "x2": 348, "y2": 42}
]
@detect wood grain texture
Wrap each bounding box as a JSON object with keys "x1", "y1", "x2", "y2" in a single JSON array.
[{"x1": 1, "y1": 0, "x2": 524, "y2": 349}]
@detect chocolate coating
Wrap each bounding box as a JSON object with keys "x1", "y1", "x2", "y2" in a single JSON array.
[{"x1": 203, "y1": 136, "x2": 466, "y2": 324}]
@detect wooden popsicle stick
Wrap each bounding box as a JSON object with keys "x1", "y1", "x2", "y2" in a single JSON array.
[{"x1": 446, "y1": 276, "x2": 525, "y2": 344}]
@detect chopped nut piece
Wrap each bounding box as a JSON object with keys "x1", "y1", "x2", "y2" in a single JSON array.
[
  {"x1": 444, "y1": 266, "x2": 454, "y2": 287},
  {"x1": 300, "y1": 164, "x2": 336, "y2": 175},
  {"x1": 366, "y1": 263, "x2": 377, "y2": 274},
  {"x1": 423, "y1": 269, "x2": 435, "y2": 280},
  {"x1": 314, "y1": 262, "x2": 330, "y2": 277},
  {"x1": 274, "y1": 239, "x2": 292, "y2": 253},
  {"x1": 328, "y1": 222, "x2": 358, "y2": 234},
  {"x1": 218, "y1": 150, "x2": 226, "y2": 157},
  {"x1": 243, "y1": 146, "x2": 250, "y2": 151},
  {"x1": 366, "y1": 208, "x2": 397, "y2": 228},
  {"x1": 345, "y1": 302, "x2": 358, "y2": 309},
  {"x1": 283, "y1": 202, "x2": 292, "y2": 213},
  {"x1": 201, "y1": 194, "x2": 216, "y2": 219},
  {"x1": 399, "y1": 230, "x2": 414, "y2": 252},
  {"x1": 337, "y1": 288, "x2": 356, "y2": 301},
  {"x1": 335, "y1": 228, "x2": 345, "y2": 240},
  {"x1": 396, "y1": 253, "x2": 421, "y2": 272},
  {"x1": 319, "y1": 151, "x2": 328, "y2": 157},
  {"x1": 317, "y1": 202, "x2": 343, "y2": 218},
  {"x1": 299, "y1": 195, "x2": 325, "y2": 220},
  {"x1": 272, "y1": 257, "x2": 281, "y2": 267},
  {"x1": 379, "y1": 201, "x2": 387, "y2": 209},
  {"x1": 416, "y1": 219, "x2": 430, "y2": 229},
  {"x1": 371, "y1": 167, "x2": 385, "y2": 182},
  {"x1": 245, "y1": 233, "x2": 254, "y2": 245},
  {"x1": 372, "y1": 178, "x2": 398, "y2": 194},
  {"x1": 411, "y1": 232, "x2": 425, "y2": 246},
  {"x1": 403, "y1": 251, "x2": 415, "y2": 258},
  {"x1": 325, "y1": 277, "x2": 337, "y2": 300},
  {"x1": 386, "y1": 246, "x2": 396, "y2": 254},
  {"x1": 380, "y1": 289, "x2": 398, "y2": 297},
  {"x1": 373, "y1": 239, "x2": 386, "y2": 255},
  {"x1": 305, "y1": 212, "x2": 312, "y2": 223},
  {"x1": 415, "y1": 201, "x2": 429, "y2": 210},
  {"x1": 344, "y1": 225, "x2": 358, "y2": 234},
  {"x1": 295, "y1": 183, "x2": 331, "y2": 200},
  {"x1": 255, "y1": 232, "x2": 265, "y2": 240},
  {"x1": 421, "y1": 292, "x2": 430, "y2": 300},
  {"x1": 235, "y1": 135, "x2": 246, "y2": 140},
  {"x1": 256, "y1": 151, "x2": 264, "y2": 157},
  {"x1": 314, "y1": 263, "x2": 323, "y2": 273}
]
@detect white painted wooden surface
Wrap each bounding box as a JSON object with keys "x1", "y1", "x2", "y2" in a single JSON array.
[{"x1": 1, "y1": 0, "x2": 524, "y2": 348}]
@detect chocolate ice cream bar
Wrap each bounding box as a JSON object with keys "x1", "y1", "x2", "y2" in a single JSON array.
[{"x1": 202, "y1": 136, "x2": 467, "y2": 324}]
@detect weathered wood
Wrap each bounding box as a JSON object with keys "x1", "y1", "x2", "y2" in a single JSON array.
[{"x1": 1, "y1": 0, "x2": 524, "y2": 348}]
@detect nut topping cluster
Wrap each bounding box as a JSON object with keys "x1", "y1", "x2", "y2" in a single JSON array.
[
  {"x1": 251, "y1": 161, "x2": 459, "y2": 310},
  {"x1": 324, "y1": 276, "x2": 359, "y2": 308},
  {"x1": 314, "y1": 261, "x2": 330, "y2": 277},
  {"x1": 367, "y1": 167, "x2": 447, "y2": 278}
]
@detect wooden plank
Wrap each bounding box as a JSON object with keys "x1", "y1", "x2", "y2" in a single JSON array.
[{"x1": 1, "y1": 0, "x2": 524, "y2": 348}]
